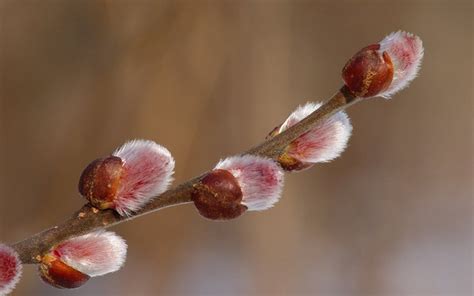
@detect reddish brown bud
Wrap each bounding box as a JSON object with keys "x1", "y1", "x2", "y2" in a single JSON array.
[
  {"x1": 342, "y1": 44, "x2": 394, "y2": 98},
  {"x1": 192, "y1": 169, "x2": 247, "y2": 220},
  {"x1": 39, "y1": 254, "x2": 90, "y2": 289},
  {"x1": 78, "y1": 156, "x2": 124, "y2": 210}
]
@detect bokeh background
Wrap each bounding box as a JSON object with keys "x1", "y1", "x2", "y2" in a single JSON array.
[{"x1": 1, "y1": 0, "x2": 472, "y2": 295}]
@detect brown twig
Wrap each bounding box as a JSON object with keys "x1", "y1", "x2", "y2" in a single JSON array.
[{"x1": 12, "y1": 86, "x2": 358, "y2": 264}]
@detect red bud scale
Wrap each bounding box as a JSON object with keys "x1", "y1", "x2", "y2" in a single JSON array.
[{"x1": 342, "y1": 44, "x2": 394, "y2": 98}]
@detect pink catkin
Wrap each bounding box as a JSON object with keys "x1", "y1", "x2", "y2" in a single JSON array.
[
  {"x1": 215, "y1": 155, "x2": 284, "y2": 211},
  {"x1": 292, "y1": 123, "x2": 334, "y2": 159},
  {"x1": 279, "y1": 102, "x2": 352, "y2": 164},
  {"x1": 113, "y1": 140, "x2": 175, "y2": 216},
  {"x1": 53, "y1": 231, "x2": 127, "y2": 278},
  {"x1": 0, "y1": 244, "x2": 22, "y2": 295},
  {"x1": 378, "y1": 31, "x2": 424, "y2": 98}
]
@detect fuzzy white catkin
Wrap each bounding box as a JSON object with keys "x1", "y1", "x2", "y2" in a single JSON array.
[
  {"x1": 378, "y1": 31, "x2": 424, "y2": 98},
  {"x1": 0, "y1": 244, "x2": 22, "y2": 295},
  {"x1": 279, "y1": 102, "x2": 352, "y2": 164},
  {"x1": 215, "y1": 155, "x2": 284, "y2": 211},
  {"x1": 57, "y1": 231, "x2": 127, "y2": 277},
  {"x1": 112, "y1": 139, "x2": 175, "y2": 216}
]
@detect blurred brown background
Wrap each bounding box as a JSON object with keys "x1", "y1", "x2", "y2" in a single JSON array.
[{"x1": 0, "y1": 0, "x2": 472, "y2": 295}]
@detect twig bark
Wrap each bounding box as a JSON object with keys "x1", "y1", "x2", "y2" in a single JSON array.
[{"x1": 12, "y1": 86, "x2": 358, "y2": 264}]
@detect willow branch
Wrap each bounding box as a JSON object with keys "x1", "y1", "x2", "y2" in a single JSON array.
[{"x1": 12, "y1": 86, "x2": 358, "y2": 264}]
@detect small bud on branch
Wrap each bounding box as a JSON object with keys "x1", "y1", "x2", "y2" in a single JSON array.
[
  {"x1": 79, "y1": 156, "x2": 124, "y2": 211},
  {"x1": 342, "y1": 44, "x2": 394, "y2": 98},
  {"x1": 192, "y1": 169, "x2": 246, "y2": 220}
]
